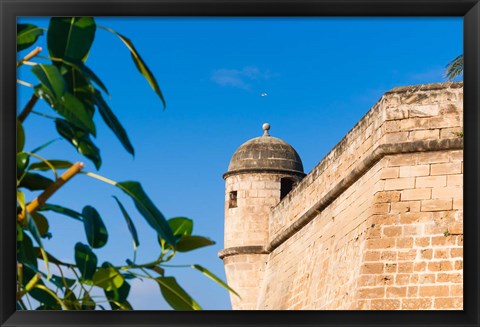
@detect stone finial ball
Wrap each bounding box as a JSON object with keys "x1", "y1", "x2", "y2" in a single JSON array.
[{"x1": 262, "y1": 123, "x2": 270, "y2": 131}]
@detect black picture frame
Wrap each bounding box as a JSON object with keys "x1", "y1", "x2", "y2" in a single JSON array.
[{"x1": 1, "y1": 0, "x2": 479, "y2": 326}]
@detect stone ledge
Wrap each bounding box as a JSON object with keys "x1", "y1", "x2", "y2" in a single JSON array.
[
  {"x1": 386, "y1": 82, "x2": 463, "y2": 94},
  {"x1": 266, "y1": 138, "x2": 463, "y2": 252},
  {"x1": 269, "y1": 82, "x2": 463, "y2": 238},
  {"x1": 218, "y1": 245, "x2": 269, "y2": 259},
  {"x1": 223, "y1": 168, "x2": 306, "y2": 180}
]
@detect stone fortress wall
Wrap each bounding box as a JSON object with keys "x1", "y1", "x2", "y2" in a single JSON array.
[{"x1": 220, "y1": 82, "x2": 463, "y2": 310}]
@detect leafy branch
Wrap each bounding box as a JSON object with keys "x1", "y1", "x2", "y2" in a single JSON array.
[{"x1": 16, "y1": 16, "x2": 237, "y2": 311}]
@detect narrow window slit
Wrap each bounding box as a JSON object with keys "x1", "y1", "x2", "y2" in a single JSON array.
[
  {"x1": 281, "y1": 178, "x2": 295, "y2": 200},
  {"x1": 229, "y1": 191, "x2": 238, "y2": 208}
]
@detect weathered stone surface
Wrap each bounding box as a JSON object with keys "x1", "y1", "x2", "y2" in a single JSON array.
[
  {"x1": 221, "y1": 82, "x2": 463, "y2": 310},
  {"x1": 225, "y1": 135, "x2": 305, "y2": 178}
]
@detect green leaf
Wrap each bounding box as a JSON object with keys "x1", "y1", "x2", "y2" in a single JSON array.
[
  {"x1": 38, "y1": 203, "x2": 83, "y2": 221},
  {"x1": 17, "y1": 119, "x2": 25, "y2": 152},
  {"x1": 116, "y1": 181, "x2": 175, "y2": 246},
  {"x1": 18, "y1": 172, "x2": 54, "y2": 191},
  {"x1": 25, "y1": 210, "x2": 50, "y2": 276},
  {"x1": 74, "y1": 242, "x2": 97, "y2": 280},
  {"x1": 53, "y1": 92, "x2": 96, "y2": 136},
  {"x1": 55, "y1": 119, "x2": 101, "y2": 169},
  {"x1": 156, "y1": 277, "x2": 201, "y2": 310},
  {"x1": 147, "y1": 265, "x2": 165, "y2": 276},
  {"x1": 105, "y1": 280, "x2": 130, "y2": 310},
  {"x1": 50, "y1": 274, "x2": 76, "y2": 289},
  {"x1": 94, "y1": 89, "x2": 134, "y2": 155},
  {"x1": 61, "y1": 58, "x2": 109, "y2": 95},
  {"x1": 31, "y1": 64, "x2": 66, "y2": 100},
  {"x1": 31, "y1": 138, "x2": 61, "y2": 154},
  {"x1": 30, "y1": 160, "x2": 73, "y2": 171},
  {"x1": 35, "y1": 248, "x2": 72, "y2": 267},
  {"x1": 17, "y1": 24, "x2": 44, "y2": 52},
  {"x1": 81, "y1": 291, "x2": 96, "y2": 310},
  {"x1": 30, "y1": 287, "x2": 60, "y2": 308},
  {"x1": 110, "y1": 300, "x2": 133, "y2": 311},
  {"x1": 63, "y1": 69, "x2": 95, "y2": 117},
  {"x1": 47, "y1": 17, "x2": 96, "y2": 62},
  {"x1": 191, "y1": 264, "x2": 240, "y2": 298},
  {"x1": 112, "y1": 196, "x2": 139, "y2": 250},
  {"x1": 82, "y1": 206, "x2": 108, "y2": 248},
  {"x1": 175, "y1": 235, "x2": 215, "y2": 253},
  {"x1": 121, "y1": 272, "x2": 136, "y2": 280},
  {"x1": 64, "y1": 287, "x2": 81, "y2": 310},
  {"x1": 92, "y1": 267, "x2": 124, "y2": 291},
  {"x1": 101, "y1": 26, "x2": 166, "y2": 108},
  {"x1": 168, "y1": 217, "x2": 193, "y2": 238},
  {"x1": 31, "y1": 212, "x2": 49, "y2": 238},
  {"x1": 22, "y1": 266, "x2": 58, "y2": 307},
  {"x1": 18, "y1": 233, "x2": 38, "y2": 270},
  {"x1": 17, "y1": 152, "x2": 30, "y2": 177}
]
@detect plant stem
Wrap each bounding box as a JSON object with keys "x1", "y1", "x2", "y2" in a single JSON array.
[
  {"x1": 18, "y1": 162, "x2": 84, "y2": 223},
  {"x1": 31, "y1": 110, "x2": 57, "y2": 120},
  {"x1": 17, "y1": 46, "x2": 42, "y2": 67},
  {"x1": 17, "y1": 273, "x2": 41, "y2": 301},
  {"x1": 18, "y1": 94, "x2": 39, "y2": 123}
]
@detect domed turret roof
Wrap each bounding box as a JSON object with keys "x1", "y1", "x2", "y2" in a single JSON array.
[{"x1": 224, "y1": 123, "x2": 305, "y2": 178}]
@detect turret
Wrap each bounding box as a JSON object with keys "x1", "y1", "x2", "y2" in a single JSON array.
[{"x1": 219, "y1": 123, "x2": 305, "y2": 309}]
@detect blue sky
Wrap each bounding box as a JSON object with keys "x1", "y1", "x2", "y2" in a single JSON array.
[{"x1": 17, "y1": 17, "x2": 462, "y2": 310}]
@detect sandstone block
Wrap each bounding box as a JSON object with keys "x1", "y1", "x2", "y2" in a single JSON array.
[
  {"x1": 419, "y1": 285, "x2": 449, "y2": 297},
  {"x1": 383, "y1": 226, "x2": 402, "y2": 238},
  {"x1": 416, "y1": 175, "x2": 447, "y2": 188},
  {"x1": 434, "y1": 297, "x2": 463, "y2": 309},
  {"x1": 409, "y1": 129, "x2": 439, "y2": 141},
  {"x1": 397, "y1": 262, "x2": 414, "y2": 273},
  {"x1": 434, "y1": 249, "x2": 449, "y2": 259},
  {"x1": 450, "y1": 284, "x2": 463, "y2": 297},
  {"x1": 364, "y1": 251, "x2": 381, "y2": 261},
  {"x1": 421, "y1": 199, "x2": 452, "y2": 212},
  {"x1": 381, "y1": 251, "x2": 397, "y2": 261},
  {"x1": 415, "y1": 237, "x2": 431, "y2": 248},
  {"x1": 367, "y1": 238, "x2": 395, "y2": 249},
  {"x1": 409, "y1": 104, "x2": 440, "y2": 117},
  {"x1": 385, "y1": 263, "x2": 397, "y2": 273},
  {"x1": 431, "y1": 162, "x2": 462, "y2": 175},
  {"x1": 402, "y1": 298, "x2": 432, "y2": 309},
  {"x1": 399, "y1": 165, "x2": 430, "y2": 177},
  {"x1": 407, "y1": 286, "x2": 419, "y2": 297},
  {"x1": 385, "y1": 132, "x2": 409, "y2": 143},
  {"x1": 428, "y1": 261, "x2": 453, "y2": 272},
  {"x1": 399, "y1": 212, "x2": 433, "y2": 224},
  {"x1": 361, "y1": 263, "x2": 384, "y2": 274},
  {"x1": 414, "y1": 262, "x2": 427, "y2": 272},
  {"x1": 386, "y1": 287, "x2": 407, "y2": 298},
  {"x1": 371, "y1": 299, "x2": 400, "y2": 310},
  {"x1": 388, "y1": 155, "x2": 417, "y2": 167},
  {"x1": 417, "y1": 151, "x2": 450, "y2": 164},
  {"x1": 397, "y1": 249, "x2": 417, "y2": 261},
  {"x1": 358, "y1": 287, "x2": 385, "y2": 299},
  {"x1": 421, "y1": 248, "x2": 433, "y2": 259},
  {"x1": 431, "y1": 186, "x2": 462, "y2": 199},
  {"x1": 419, "y1": 274, "x2": 436, "y2": 284},
  {"x1": 401, "y1": 188, "x2": 431, "y2": 201},
  {"x1": 450, "y1": 248, "x2": 463, "y2": 258},
  {"x1": 374, "y1": 191, "x2": 401, "y2": 203},
  {"x1": 391, "y1": 201, "x2": 421, "y2": 213},
  {"x1": 370, "y1": 203, "x2": 391, "y2": 214},
  {"x1": 395, "y1": 274, "x2": 410, "y2": 285},
  {"x1": 385, "y1": 178, "x2": 415, "y2": 191},
  {"x1": 436, "y1": 273, "x2": 462, "y2": 283}
]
